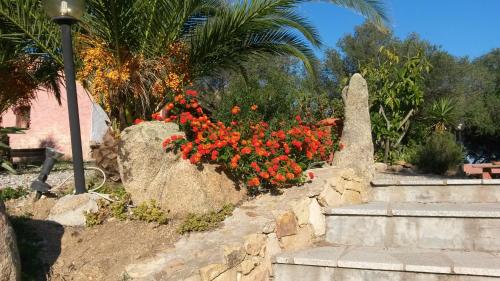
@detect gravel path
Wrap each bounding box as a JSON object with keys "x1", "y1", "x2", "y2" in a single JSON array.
[{"x1": 0, "y1": 170, "x2": 74, "y2": 189}]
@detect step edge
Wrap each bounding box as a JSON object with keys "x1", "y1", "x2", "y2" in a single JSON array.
[{"x1": 273, "y1": 248, "x2": 500, "y2": 277}]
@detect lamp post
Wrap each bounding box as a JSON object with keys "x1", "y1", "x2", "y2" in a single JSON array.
[{"x1": 44, "y1": 0, "x2": 86, "y2": 194}]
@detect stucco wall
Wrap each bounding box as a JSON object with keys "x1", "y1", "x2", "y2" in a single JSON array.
[{"x1": 1, "y1": 81, "x2": 93, "y2": 160}]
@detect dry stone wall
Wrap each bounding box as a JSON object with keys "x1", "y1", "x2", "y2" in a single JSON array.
[{"x1": 124, "y1": 166, "x2": 369, "y2": 280}]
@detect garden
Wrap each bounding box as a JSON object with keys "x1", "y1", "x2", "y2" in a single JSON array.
[{"x1": 0, "y1": 0, "x2": 500, "y2": 280}]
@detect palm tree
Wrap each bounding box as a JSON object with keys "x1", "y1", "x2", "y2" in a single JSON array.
[
  {"x1": 0, "y1": 0, "x2": 387, "y2": 129},
  {"x1": 426, "y1": 97, "x2": 458, "y2": 133}
]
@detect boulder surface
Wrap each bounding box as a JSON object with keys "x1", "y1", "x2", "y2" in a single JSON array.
[
  {"x1": 117, "y1": 122, "x2": 246, "y2": 217},
  {"x1": 333, "y1": 73, "x2": 375, "y2": 182},
  {"x1": 0, "y1": 201, "x2": 21, "y2": 281}
]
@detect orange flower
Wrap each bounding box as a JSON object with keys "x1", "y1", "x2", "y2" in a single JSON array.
[
  {"x1": 241, "y1": 147, "x2": 252, "y2": 155},
  {"x1": 251, "y1": 104, "x2": 258, "y2": 111},
  {"x1": 259, "y1": 172, "x2": 270, "y2": 179},
  {"x1": 186, "y1": 89, "x2": 198, "y2": 97},
  {"x1": 231, "y1": 106, "x2": 241, "y2": 115},
  {"x1": 247, "y1": 177, "x2": 260, "y2": 187}
]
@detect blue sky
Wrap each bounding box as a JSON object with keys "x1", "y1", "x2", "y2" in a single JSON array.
[{"x1": 298, "y1": 0, "x2": 500, "y2": 59}]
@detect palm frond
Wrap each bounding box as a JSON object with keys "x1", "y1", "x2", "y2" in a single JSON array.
[
  {"x1": 0, "y1": 0, "x2": 63, "y2": 65},
  {"x1": 189, "y1": 0, "x2": 321, "y2": 77},
  {"x1": 326, "y1": 0, "x2": 388, "y2": 30}
]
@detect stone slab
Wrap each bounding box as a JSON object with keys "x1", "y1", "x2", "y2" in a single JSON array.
[
  {"x1": 273, "y1": 246, "x2": 500, "y2": 277},
  {"x1": 290, "y1": 247, "x2": 346, "y2": 267},
  {"x1": 326, "y1": 213, "x2": 500, "y2": 253},
  {"x1": 483, "y1": 179, "x2": 500, "y2": 185},
  {"x1": 371, "y1": 185, "x2": 500, "y2": 203},
  {"x1": 325, "y1": 202, "x2": 389, "y2": 216},
  {"x1": 327, "y1": 202, "x2": 500, "y2": 218},
  {"x1": 447, "y1": 179, "x2": 482, "y2": 185}
]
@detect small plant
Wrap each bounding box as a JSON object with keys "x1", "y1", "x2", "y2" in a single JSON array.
[
  {"x1": 84, "y1": 199, "x2": 109, "y2": 227},
  {"x1": 0, "y1": 186, "x2": 29, "y2": 201},
  {"x1": 132, "y1": 200, "x2": 169, "y2": 224},
  {"x1": 110, "y1": 193, "x2": 132, "y2": 221},
  {"x1": 415, "y1": 132, "x2": 464, "y2": 174},
  {"x1": 178, "y1": 204, "x2": 234, "y2": 234}
]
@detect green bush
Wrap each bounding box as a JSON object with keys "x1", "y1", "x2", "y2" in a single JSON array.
[
  {"x1": 415, "y1": 132, "x2": 464, "y2": 174},
  {"x1": 0, "y1": 186, "x2": 29, "y2": 201}
]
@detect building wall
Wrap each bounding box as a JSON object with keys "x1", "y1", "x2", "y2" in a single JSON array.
[{"x1": 1, "y1": 81, "x2": 93, "y2": 160}]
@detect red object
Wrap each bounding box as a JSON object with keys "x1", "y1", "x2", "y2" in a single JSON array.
[{"x1": 463, "y1": 163, "x2": 500, "y2": 179}]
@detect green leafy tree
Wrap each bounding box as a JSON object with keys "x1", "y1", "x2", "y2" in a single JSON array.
[{"x1": 362, "y1": 47, "x2": 431, "y2": 163}]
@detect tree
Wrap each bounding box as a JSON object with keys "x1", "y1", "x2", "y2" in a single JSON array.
[
  {"x1": 1, "y1": 0, "x2": 387, "y2": 129},
  {"x1": 362, "y1": 47, "x2": 431, "y2": 163},
  {"x1": 425, "y1": 97, "x2": 457, "y2": 133}
]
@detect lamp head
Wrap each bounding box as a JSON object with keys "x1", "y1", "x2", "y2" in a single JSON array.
[{"x1": 43, "y1": 0, "x2": 85, "y2": 23}]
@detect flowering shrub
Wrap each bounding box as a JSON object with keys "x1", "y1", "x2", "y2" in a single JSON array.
[{"x1": 148, "y1": 90, "x2": 338, "y2": 191}]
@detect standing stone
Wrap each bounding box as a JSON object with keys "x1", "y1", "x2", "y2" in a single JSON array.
[
  {"x1": 333, "y1": 74, "x2": 375, "y2": 182},
  {"x1": 0, "y1": 201, "x2": 21, "y2": 281},
  {"x1": 117, "y1": 122, "x2": 246, "y2": 218}
]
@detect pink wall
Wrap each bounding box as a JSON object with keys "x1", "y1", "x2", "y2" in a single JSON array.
[{"x1": 1, "y1": 80, "x2": 93, "y2": 160}]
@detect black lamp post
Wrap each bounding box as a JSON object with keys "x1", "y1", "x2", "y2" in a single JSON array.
[{"x1": 44, "y1": 0, "x2": 86, "y2": 194}]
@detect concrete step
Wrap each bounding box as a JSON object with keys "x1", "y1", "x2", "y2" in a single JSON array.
[
  {"x1": 273, "y1": 246, "x2": 500, "y2": 281},
  {"x1": 370, "y1": 184, "x2": 500, "y2": 203},
  {"x1": 325, "y1": 202, "x2": 500, "y2": 253}
]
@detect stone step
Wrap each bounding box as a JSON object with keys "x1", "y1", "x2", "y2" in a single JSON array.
[
  {"x1": 325, "y1": 202, "x2": 500, "y2": 253},
  {"x1": 273, "y1": 246, "x2": 500, "y2": 281},
  {"x1": 370, "y1": 184, "x2": 500, "y2": 203}
]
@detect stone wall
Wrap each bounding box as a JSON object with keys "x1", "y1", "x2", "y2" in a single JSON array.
[{"x1": 124, "y1": 166, "x2": 368, "y2": 280}]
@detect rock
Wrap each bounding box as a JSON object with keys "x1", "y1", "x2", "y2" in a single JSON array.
[
  {"x1": 275, "y1": 211, "x2": 297, "y2": 238},
  {"x1": 291, "y1": 198, "x2": 325, "y2": 236},
  {"x1": 292, "y1": 198, "x2": 311, "y2": 226},
  {"x1": 388, "y1": 164, "x2": 404, "y2": 173},
  {"x1": 333, "y1": 74, "x2": 375, "y2": 182},
  {"x1": 0, "y1": 201, "x2": 21, "y2": 281},
  {"x1": 374, "y1": 162, "x2": 388, "y2": 173},
  {"x1": 280, "y1": 225, "x2": 314, "y2": 251},
  {"x1": 117, "y1": 122, "x2": 246, "y2": 217},
  {"x1": 212, "y1": 268, "x2": 238, "y2": 281},
  {"x1": 239, "y1": 257, "x2": 260, "y2": 275},
  {"x1": 264, "y1": 233, "x2": 282, "y2": 275},
  {"x1": 317, "y1": 186, "x2": 342, "y2": 207},
  {"x1": 262, "y1": 221, "x2": 276, "y2": 234},
  {"x1": 223, "y1": 243, "x2": 246, "y2": 267},
  {"x1": 340, "y1": 190, "x2": 362, "y2": 204},
  {"x1": 307, "y1": 199, "x2": 325, "y2": 236},
  {"x1": 47, "y1": 193, "x2": 99, "y2": 226},
  {"x1": 244, "y1": 234, "x2": 267, "y2": 256},
  {"x1": 241, "y1": 264, "x2": 269, "y2": 281},
  {"x1": 199, "y1": 263, "x2": 229, "y2": 281}
]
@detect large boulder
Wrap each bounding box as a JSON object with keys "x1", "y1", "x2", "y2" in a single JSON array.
[
  {"x1": 0, "y1": 201, "x2": 21, "y2": 281},
  {"x1": 333, "y1": 74, "x2": 375, "y2": 182},
  {"x1": 117, "y1": 122, "x2": 246, "y2": 218}
]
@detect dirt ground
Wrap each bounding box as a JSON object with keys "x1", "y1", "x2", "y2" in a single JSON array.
[{"x1": 5, "y1": 195, "x2": 181, "y2": 281}]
